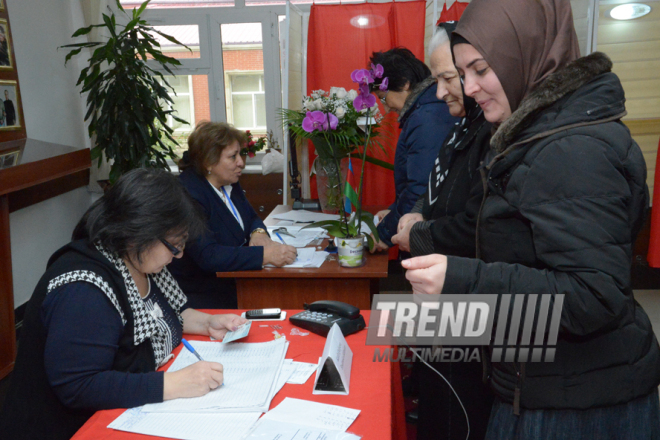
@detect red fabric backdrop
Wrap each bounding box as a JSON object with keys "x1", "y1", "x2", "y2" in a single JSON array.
[
  {"x1": 306, "y1": 2, "x2": 427, "y2": 206},
  {"x1": 647, "y1": 137, "x2": 660, "y2": 267},
  {"x1": 436, "y1": 1, "x2": 469, "y2": 24}
]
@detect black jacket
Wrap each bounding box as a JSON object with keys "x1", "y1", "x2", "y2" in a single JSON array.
[
  {"x1": 443, "y1": 53, "x2": 660, "y2": 410},
  {"x1": 410, "y1": 107, "x2": 491, "y2": 258}
]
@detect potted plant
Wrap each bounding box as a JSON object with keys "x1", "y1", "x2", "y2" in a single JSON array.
[
  {"x1": 242, "y1": 130, "x2": 267, "y2": 158},
  {"x1": 293, "y1": 64, "x2": 387, "y2": 266},
  {"x1": 61, "y1": 0, "x2": 189, "y2": 183},
  {"x1": 281, "y1": 79, "x2": 391, "y2": 214}
]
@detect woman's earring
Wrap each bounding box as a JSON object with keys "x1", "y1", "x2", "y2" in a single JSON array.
[{"x1": 207, "y1": 170, "x2": 211, "y2": 175}]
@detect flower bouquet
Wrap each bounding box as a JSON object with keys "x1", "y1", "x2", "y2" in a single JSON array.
[
  {"x1": 282, "y1": 64, "x2": 387, "y2": 258},
  {"x1": 242, "y1": 130, "x2": 267, "y2": 158}
]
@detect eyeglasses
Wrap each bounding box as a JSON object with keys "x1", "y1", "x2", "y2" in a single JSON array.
[
  {"x1": 380, "y1": 90, "x2": 389, "y2": 105},
  {"x1": 160, "y1": 238, "x2": 184, "y2": 256}
]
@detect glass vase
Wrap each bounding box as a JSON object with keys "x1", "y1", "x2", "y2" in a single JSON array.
[{"x1": 315, "y1": 156, "x2": 348, "y2": 214}]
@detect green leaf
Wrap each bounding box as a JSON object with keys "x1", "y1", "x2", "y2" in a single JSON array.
[
  {"x1": 135, "y1": 0, "x2": 151, "y2": 18},
  {"x1": 64, "y1": 48, "x2": 83, "y2": 64},
  {"x1": 115, "y1": 0, "x2": 125, "y2": 12}
]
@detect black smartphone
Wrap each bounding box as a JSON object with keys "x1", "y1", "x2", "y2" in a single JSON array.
[{"x1": 245, "y1": 308, "x2": 282, "y2": 319}]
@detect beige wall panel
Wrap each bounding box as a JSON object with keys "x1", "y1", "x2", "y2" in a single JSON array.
[
  {"x1": 600, "y1": 40, "x2": 660, "y2": 63},
  {"x1": 625, "y1": 98, "x2": 660, "y2": 120},
  {"x1": 598, "y1": 21, "x2": 660, "y2": 45},
  {"x1": 611, "y1": 60, "x2": 660, "y2": 81},
  {"x1": 620, "y1": 79, "x2": 660, "y2": 100}
]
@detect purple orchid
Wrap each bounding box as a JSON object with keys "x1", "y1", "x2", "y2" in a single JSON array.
[
  {"x1": 302, "y1": 111, "x2": 328, "y2": 133},
  {"x1": 325, "y1": 112, "x2": 339, "y2": 130},
  {"x1": 350, "y1": 68, "x2": 375, "y2": 85},
  {"x1": 353, "y1": 92, "x2": 376, "y2": 111},
  {"x1": 379, "y1": 77, "x2": 389, "y2": 91},
  {"x1": 371, "y1": 63, "x2": 384, "y2": 79}
]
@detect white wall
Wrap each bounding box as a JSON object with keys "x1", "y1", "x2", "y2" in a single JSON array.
[{"x1": 7, "y1": 0, "x2": 91, "y2": 307}]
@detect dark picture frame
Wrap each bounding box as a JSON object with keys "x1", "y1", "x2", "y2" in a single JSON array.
[
  {"x1": 0, "y1": 80, "x2": 21, "y2": 130},
  {"x1": 0, "y1": 19, "x2": 12, "y2": 69}
]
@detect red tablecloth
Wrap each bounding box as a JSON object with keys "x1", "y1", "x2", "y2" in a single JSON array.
[{"x1": 71, "y1": 310, "x2": 406, "y2": 440}]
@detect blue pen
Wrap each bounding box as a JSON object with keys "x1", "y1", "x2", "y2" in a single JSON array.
[
  {"x1": 181, "y1": 338, "x2": 204, "y2": 362},
  {"x1": 275, "y1": 232, "x2": 287, "y2": 245}
]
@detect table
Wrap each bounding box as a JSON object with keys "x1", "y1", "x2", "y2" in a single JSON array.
[
  {"x1": 71, "y1": 310, "x2": 406, "y2": 440},
  {"x1": 0, "y1": 138, "x2": 90, "y2": 379},
  {"x1": 217, "y1": 205, "x2": 389, "y2": 310}
]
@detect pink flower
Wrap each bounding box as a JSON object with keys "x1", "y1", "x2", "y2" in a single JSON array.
[
  {"x1": 379, "y1": 77, "x2": 389, "y2": 91},
  {"x1": 350, "y1": 69, "x2": 374, "y2": 85},
  {"x1": 302, "y1": 111, "x2": 327, "y2": 132},
  {"x1": 353, "y1": 92, "x2": 376, "y2": 111},
  {"x1": 248, "y1": 152, "x2": 256, "y2": 158},
  {"x1": 249, "y1": 141, "x2": 256, "y2": 146},
  {"x1": 371, "y1": 63, "x2": 384, "y2": 79}
]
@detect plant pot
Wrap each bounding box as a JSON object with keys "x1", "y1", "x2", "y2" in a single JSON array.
[
  {"x1": 315, "y1": 156, "x2": 348, "y2": 214},
  {"x1": 335, "y1": 235, "x2": 366, "y2": 268}
]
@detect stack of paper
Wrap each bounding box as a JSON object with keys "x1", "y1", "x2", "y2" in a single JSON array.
[
  {"x1": 141, "y1": 338, "x2": 289, "y2": 413},
  {"x1": 271, "y1": 209, "x2": 340, "y2": 223}
]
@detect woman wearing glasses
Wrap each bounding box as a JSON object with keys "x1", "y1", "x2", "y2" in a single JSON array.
[
  {"x1": 368, "y1": 48, "x2": 458, "y2": 251},
  {"x1": 169, "y1": 122, "x2": 297, "y2": 309},
  {"x1": 0, "y1": 169, "x2": 247, "y2": 440}
]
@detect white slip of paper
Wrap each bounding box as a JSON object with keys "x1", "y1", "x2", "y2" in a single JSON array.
[
  {"x1": 266, "y1": 248, "x2": 328, "y2": 268},
  {"x1": 243, "y1": 419, "x2": 361, "y2": 440},
  {"x1": 258, "y1": 397, "x2": 360, "y2": 432},
  {"x1": 286, "y1": 361, "x2": 318, "y2": 385},
  {"x1": 108, "y1": 408, "x2": 261, "y2": 440},
  {"x1": 141, "y1": 339, "x2": 288, "y2": 413},
  {"x1": 270, "y1": 230, "x2": 324, "y2": 248}
]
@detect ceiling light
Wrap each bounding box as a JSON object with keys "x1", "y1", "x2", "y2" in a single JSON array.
[{"x1": 610, "y1": 3, "x2": 651, "y2": 20}]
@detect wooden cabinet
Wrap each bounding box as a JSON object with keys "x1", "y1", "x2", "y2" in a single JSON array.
[
  {"x1": 239, "y1": 173, "x2": 284, "y2": 220},
  {"x1": 0, "y1": 139, "x2": 90, "y2": 379}
]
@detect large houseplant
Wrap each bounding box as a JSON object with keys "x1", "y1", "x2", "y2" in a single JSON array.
[
  {"x1": 292, "y1": 64, "x2": 387, "y2": 262},
  {"x1": 62, "y1": 0, "x2": 188, "y2": 183}
]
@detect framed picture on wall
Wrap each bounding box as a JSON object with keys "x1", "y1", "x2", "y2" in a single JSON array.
[
  {"x1": 0, "y1": 149, "x2": 19, "y2": 169},
  {"x1": 0, "y1": 19, "x2": 11, "y2": 69},
  {"x1": 0, "y1": 81, "x2": 21, "y2": 130}
]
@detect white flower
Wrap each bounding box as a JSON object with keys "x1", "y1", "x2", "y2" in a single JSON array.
[
  {"x1": 312, "y1": 98, "x2": 324, "y2": 111},
  {"x1": 329, "y1": 87, "x2": 348, "y2": 99},
  {"x1": 346, "y1": 90, "x2": 358, "y2": 100},
  {"x1": 335, "y1": 106, "x2": 346, "y2": 119}
]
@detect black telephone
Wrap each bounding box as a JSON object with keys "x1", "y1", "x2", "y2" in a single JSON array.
[{"x1": 289, "y1": 300, "x2": 366, "y2": 337}]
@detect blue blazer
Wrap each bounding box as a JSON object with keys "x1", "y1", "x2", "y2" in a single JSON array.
[{"x1": 168, "y1": 168, "x2": 268, "y2": 309}]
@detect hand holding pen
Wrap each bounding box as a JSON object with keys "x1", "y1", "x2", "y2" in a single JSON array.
[{"x1": 162, "y1": 339, "x2": 224, "y2": 400}]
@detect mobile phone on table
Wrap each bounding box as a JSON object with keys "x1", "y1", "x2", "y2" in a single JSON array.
[{"x1": 245, "y1": 308, "x2": 282, "y2": 319}]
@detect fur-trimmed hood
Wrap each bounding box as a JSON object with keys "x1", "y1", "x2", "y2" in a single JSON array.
[
  {"x1": 490, "y1": 52, "x2": 622, "y2": 154},
  {"x1": 398, "y1": 76, "x2": 438, "y2": 124}
]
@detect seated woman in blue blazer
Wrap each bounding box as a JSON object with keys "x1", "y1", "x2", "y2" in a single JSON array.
[{"x1": 169, "y1": 122, "x2": 297, "y2": 309}]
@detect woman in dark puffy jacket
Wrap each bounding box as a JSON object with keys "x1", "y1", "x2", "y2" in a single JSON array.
[
  {"x1": 368, "y1": 48, "x2": 458, "y2": 250},
  {"x1": 403, "y1": 0, "x2": 660, "y2": 438}
]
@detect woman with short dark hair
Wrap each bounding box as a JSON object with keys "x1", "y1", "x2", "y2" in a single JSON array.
[
  {"x1": 0, "y1": 169, "x2": 247, "y2": 440},
  {"x1": 169, "y1": 121, "x2": 296, "y2": 309},
  {"x1": 367, "y1": 48, "x2": 458, "y2": 251}
]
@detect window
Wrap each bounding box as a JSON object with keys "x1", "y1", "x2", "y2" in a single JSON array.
[
  {"x1": 227, "y1": 73, "x2": 267, "y2": 131},
  {"x1": 165, "y1": 75, "x2": 195, "y2": 132}
]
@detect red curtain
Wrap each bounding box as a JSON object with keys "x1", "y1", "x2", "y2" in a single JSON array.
[
  {"x1": 306, "y1": 2, "x2": 427, "y2": 207},
  {"x1": 647, "y1": 137, "x2": 660, "y2": 267},
  {"x1": 436, "y1": 1, "x2": 469, "y2": 24}
]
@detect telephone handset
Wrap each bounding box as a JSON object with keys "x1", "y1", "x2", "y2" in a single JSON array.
[{"x1": 289, "y1": 300, "x2": 365, "y2": 337}]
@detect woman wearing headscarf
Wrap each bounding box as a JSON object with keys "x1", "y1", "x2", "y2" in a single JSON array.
[
  {"x1": 391, "y1": 23, "x2": 494, "y2": 440},
  {"x1": 403, "y1": 0, "x2": 660, "y2": 438},
  {"x1": 367, "y1": 48, "x2": 458, "y2": 251}
]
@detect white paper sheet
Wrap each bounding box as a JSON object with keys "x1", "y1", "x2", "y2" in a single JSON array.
[
  {"x1": 252, "y1": 397, "x2": 360, "y2": 432},
  {"x1": 286, "y1": 361, "x2": 318, "y2": 384},
  {"x1": 267, "y1": 248, "x2": 328, "y2": 268},
  {"x1": 141, "y1": 339, "x2": 288, "y2": 413},
  {"x1": 272, "y1": 210, "x2": 340, "y2": 223},
  {"x1": 270, "y1": 229, "x2": 324, "y2": 248},
  {"x1": 243, "y1": 419, "x2": 361, "y2": 440},
  {"x1": 109, "y1": 407, "x2": 261, "y2": 440}
]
